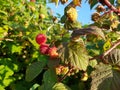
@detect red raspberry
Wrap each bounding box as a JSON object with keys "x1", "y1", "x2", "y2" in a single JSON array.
[
  {"x1": 36, "y1": 34, "x2": 47, "y2": 45},
  {"x1": 48, "y1": 46, "x2": 58, "y2": 59},
  {"x1": 30, "y1": 0, "x2": 36, "y2": 2},
  {"x1": 39, "y1": 44, "x2": 49, "y2": 55}
]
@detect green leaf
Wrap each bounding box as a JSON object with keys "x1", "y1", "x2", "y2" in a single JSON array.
[
  {"x1": 0, "y1": 85, "x2": 5, "y2": 90},
  {"x1": 109, "y1": 0, "x2": 114, "y2": 4},
  {"x1": 89, "y1": 59, "x2": 98, "y2": 68},
  {"x1": 0, "y1": 26, "x2": 8, "y2": 38},
  {"x1": 58, "y1": 40, "x2": 89, "y2": 71},
  {"x1": 52, "y1": 83, "x2": 71, "y2": 90},
  {"x1": 43, "y1": 69, "x2": 57, "y2": 90},
  {"x1": 0, "y1": 10, "x2": 7, "y2": 16},
  {"x1": 64, "y1": 20, "x2": 81, "y2": 30},
  {"x1": 91, "y1": 63, "x2": 120, "y2": 90},
  {"x1": 11, "y1": 45, "x2": 22, "y2": 54},
  {"x1": 30, "y1": 83, "x2": 40, "y2": 90},
  {"x1": 61, "y1": 15, "x2": 67, "y2": 23},
  {"x1": 0, "y1": 65, "x2": 15, "y2": 87},
  {"x1": 25, "y1": 61, "x2": 46, "y2": 82}
]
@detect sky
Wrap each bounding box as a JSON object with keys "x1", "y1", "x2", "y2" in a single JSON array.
[{"x1": 47, "y1": 0, "x2": 96, "y2": 25}]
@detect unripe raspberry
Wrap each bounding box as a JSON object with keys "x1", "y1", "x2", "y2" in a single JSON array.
[
  {"x1": 91, "y1": 12, "x2": 100, "y2": 22},
  {"x1": 96, "y1": 5, "x2": 105, "y2": 12},
  {"x1": 39, "y1": 44, "x2": 49, "y2": 54},
  {"x1": 36, "y1": 34, "x2": 47, "y2": 45},
  {"x1": 48, "y1": 46, "x2": 58, "y2": 59},
  {"x1": 55, "y1": 65, "x2": 63, "y2": 75},
  {"x1": 66, "y1": 7, "x2": 78, "y2": 22},
  {"x1": 61, "y1": 66, "x2": 69, "y2": 75},
  {"x1": 39, "y1": 14, "x2": 45, "y2": 19}
]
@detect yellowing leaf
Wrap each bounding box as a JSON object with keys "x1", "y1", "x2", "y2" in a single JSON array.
[
  {"x1": 73, "y1": 0, "x2": 81, "y2": 6},
  {"x1": 111, "y1": 20, "x2": 120, "y2": 29},
  {"x1": 103, "y1": 39, "x2": 111, "y2": 51},
  {"x1": 109, "y1": 13, "x2": 116, "y2": 21},
  {"x1": 66, "y1": 7, "x2": 78, "y2": 22}
]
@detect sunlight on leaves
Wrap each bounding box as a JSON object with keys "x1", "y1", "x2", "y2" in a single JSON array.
[{"x1": 103, "y1": 39, "x2": 111, "y2": 51}]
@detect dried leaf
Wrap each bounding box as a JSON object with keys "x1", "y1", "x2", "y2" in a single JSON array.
[
  {"x1": 104, "y1": 49, "x2": 120, "y2": 66},
  {"x1": 91, "y1": 63, "x2": 120, "y2": 90},
  {"x1": 71, "y1": 26, "x2": 105, "y2": 40}
]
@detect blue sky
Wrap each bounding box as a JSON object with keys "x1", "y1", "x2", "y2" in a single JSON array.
[{"x1": 47, "y1": 0, "x2": 96, "y2": 25}]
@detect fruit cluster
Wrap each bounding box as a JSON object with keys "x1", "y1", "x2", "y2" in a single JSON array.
[
  {"x1": 36, "y1": 34, "x2": 58, "y2": 59},
  {"x1": 66, "y1": 7, "x2": 78, "y2": 22},
  {"x1": 55, "y1": 65, "x2": 69, "y2": 75}
]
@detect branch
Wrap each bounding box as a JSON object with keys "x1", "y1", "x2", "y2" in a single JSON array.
[
  {"x1": 90, "y1": 39, "x2": 120, "y2": 62},
  {"x1": 99, "y1": 0, "x2": 120, "y2": 15},
  {"x1": 102, "y1": 39, "x2": 120, "y2": 57},
  {"x1": 58, "y1": 68, "x2": 72, "y2": 82}
]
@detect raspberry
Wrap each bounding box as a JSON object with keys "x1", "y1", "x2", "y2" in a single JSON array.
[
  {"x1": 66, "y1": 7, "x2": 78, "y2": 22},
  {"x1": 39, "y1": 44, "x2": 49, "y2": 55},
  {"x1": 39, "y1": 14, "x2": 45, "y2": 19},
  {"x1": 36, "y1": 34, "x2": 47, "y2": 45},
  {"x1": 30, "y1": 0, "x2": 36, "y2": 2},
  {"x1": 48, "y1": 46, "x2": 58, "y2": 59}
]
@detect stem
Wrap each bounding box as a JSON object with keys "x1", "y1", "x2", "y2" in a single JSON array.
[
  {"x1": 58, "y1": 68, "x2": 72, "y2": 82},
  {"x1": 99, "y1": 0, "x2": 120, "y2": 15},
  {"x1": 90, "y1": 39, "x2": 120, "y2": 61},
  {"x1": 102, "y1": 39, "x2": 120, "y2": 57}
]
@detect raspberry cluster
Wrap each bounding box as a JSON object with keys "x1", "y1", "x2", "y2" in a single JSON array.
[{"x1": 36, "y1": 34, "x2": 58, "y2": 59}]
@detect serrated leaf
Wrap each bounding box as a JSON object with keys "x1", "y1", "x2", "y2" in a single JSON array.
[
  {"x1": 104, "y1": 49, "x2": 120, "y2": 66},
  {"x1": 72, "y1": 26, "x2": 105, "y2": 40},
  {"x1": 43, "y1": 69, "x2": 57, "y2": 90},
  {"x1": 91, "y1": 63, "x2": 120, "y2": 90},
  {"x1": 25, "y1": 61, "x2": 46, "y2": 82},
  {"x1": 52, "y1": 83, "x2": 71, "y2": 90},
  {"x1": 58, "y1": 40, "x2": 89, "y2": 71}
]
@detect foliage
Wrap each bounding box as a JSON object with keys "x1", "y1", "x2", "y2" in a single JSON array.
[{"x1": 0, "y1": 0, "x2": 120, "y2": 90}]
